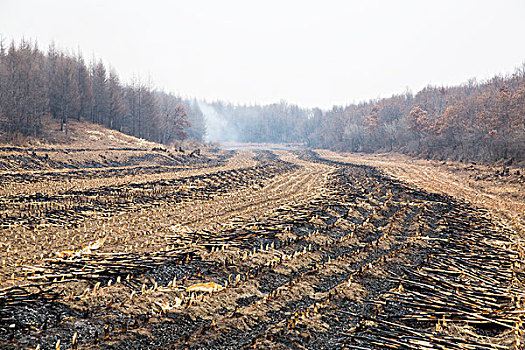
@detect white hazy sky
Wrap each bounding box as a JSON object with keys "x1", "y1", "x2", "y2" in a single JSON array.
[{"x1": 1, "y1": 0, "x2": 524, "y2": 109}]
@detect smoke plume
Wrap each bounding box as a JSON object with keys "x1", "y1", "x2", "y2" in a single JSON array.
[{"x1": 198, "y1": 102, "x2": 239, "y2": 142}]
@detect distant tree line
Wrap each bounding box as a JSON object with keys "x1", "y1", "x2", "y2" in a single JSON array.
[
  {"x1": 214, "y1": 65, "x2": 524, "y2": 163},
  {"x1": 0, "y1": 39, "x2": 206, "y2": 144},
  {"x1": 207, "y1": 100, "x2": 310, "y2": 143},
  {"x1": 307, "y1": 67, "x2": 525, "y2": 163},
  {"x1": 1, "y1": 38, "x2": 523, "y2": 163}
]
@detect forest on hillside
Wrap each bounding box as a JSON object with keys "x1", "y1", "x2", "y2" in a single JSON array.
[
  {"x1": 307, "y1": 70, "x2": 525, "y2": 163},
  {"x1": 212, "y1": 66, "x2": 524, "y2": 163},
  {"x1": 0, "y1": 39, "x2": 206, "y2": 144},
  {"x1": 1, "y1": 39, "x2": 523, "y2": 163}
]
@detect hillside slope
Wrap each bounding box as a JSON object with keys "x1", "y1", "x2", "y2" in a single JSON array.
[{"x1": 0, "y1": 116, "x2": 209, "y2": 173}]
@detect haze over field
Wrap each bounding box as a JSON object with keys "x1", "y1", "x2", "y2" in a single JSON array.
[{"x1": 2, "y1": 0, "x2": 525, "y2": 109}]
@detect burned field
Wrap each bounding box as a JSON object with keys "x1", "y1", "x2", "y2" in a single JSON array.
[{"x1": 1, "y1": 148, "x2": 524, "y2": 349}]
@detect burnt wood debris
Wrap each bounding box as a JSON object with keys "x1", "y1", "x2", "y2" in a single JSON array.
[{"x1": 0, "y1": 149, "x2": 523, "y2": 349}]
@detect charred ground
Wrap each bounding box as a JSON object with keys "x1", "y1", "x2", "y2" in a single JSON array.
[{"x1": 0, "y1": 145, "x2": 524, "y2": 350}]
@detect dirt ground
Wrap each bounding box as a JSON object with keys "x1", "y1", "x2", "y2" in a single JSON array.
[
  {"x1": 0, "y1": 137, "x2": 524, "y2": 349},
  {"x1": 316, "y1": 150, "x2": 525, "y2": 237}
]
